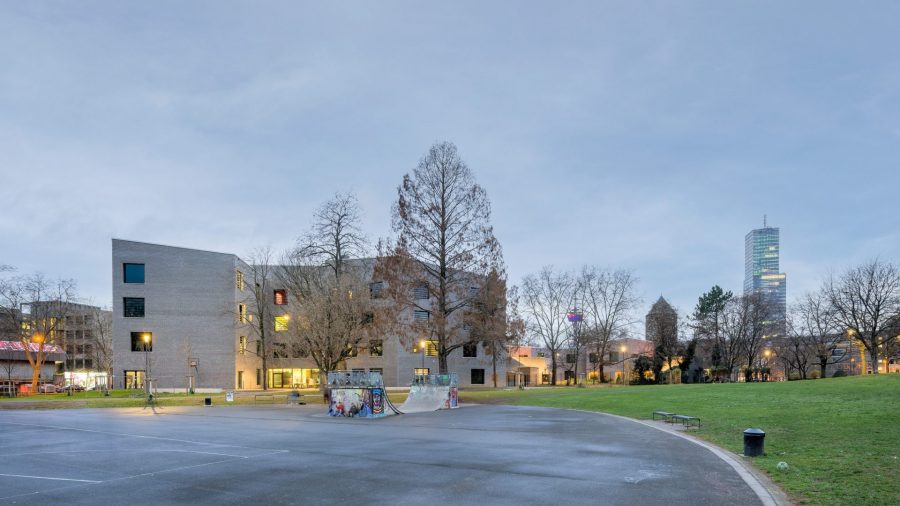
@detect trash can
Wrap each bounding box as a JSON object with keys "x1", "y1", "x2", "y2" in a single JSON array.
[
  {"x1": 204, "y1": 397, "x2": 212, "y2": 407},
  {"x1": 743, "y1": 428, "x2": 765, "y2": 457}
]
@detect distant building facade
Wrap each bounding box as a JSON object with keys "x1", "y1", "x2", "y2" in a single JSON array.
[{"x1": 744, "y1": 220, "x2": 787, "y2": 326}]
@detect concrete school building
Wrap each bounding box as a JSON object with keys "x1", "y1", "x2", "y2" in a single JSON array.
[{"x1": 111, "y1": 239, "x2": 504, "y2": 391}]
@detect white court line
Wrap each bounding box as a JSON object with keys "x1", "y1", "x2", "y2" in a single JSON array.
[{"x1": 0, "y1": 473, "x2": 101, "y2": 483}]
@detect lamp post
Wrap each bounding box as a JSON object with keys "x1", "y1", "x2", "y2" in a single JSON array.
[
  {"x1": 142, "y1": 333, "x2": 152, "y2": 400},
  {"x1": 420, "y1": 339, "x2": 427, "y2": 373},
  {"x1": 620, "y1": 345, "x2": 627, "y2": 386}
]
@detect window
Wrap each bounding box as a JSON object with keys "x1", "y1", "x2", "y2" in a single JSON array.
[
  {"x1": 413, "y1": 310, "x2": 430, "y2": 321},
  {"x1": 238, "y1": 304, "x2": 248, "y2": 323},
  {"x1": 237, "y1": 371, "x2": 244, "y2": 389},
  {"x1": 369, "y1": 281, "x2": 384, "y2": 298},
  {"x1": 130, "y1": 332, "x2": 152, "y2": 352},
  {"x1": 123, "y1": 263, "x2": 145, "y2": 284},
  {"x1": 291, "y1": 343, "x2": 306, "y2": 358},
  {"x1": 424, "y1": 341, "x2": 438, "y2": 357},
  {"x1": 589, "y1": 352, "x2": 599, "y2": 363},
  {"x1": 463, "y1": 343, "x2": 477, "y2": 357},
  {"x1": 413, "y1": 284, "x2": 429, "y2": 300},
  {"x1": 369, "y1": 368, "x2": 383, "y2": 376},
  {"x1": 84, "y1": 314, "x2": 93, "y2": 325},
  {"x1": 471, "y1": 368, "x2": 485, "y2": 385},
  {"x1": 468, "y1": 286, "x2": 479, "y2": 297},
  {"x1": 369, "y1": 339, "x2": 383, "y2": 357},
  {"x1": 274, "y1": 315, "x2": 289, "y2": 332},
  {"x1": 351, "y1": 368, "x2": 365, "y2": 373},
  {"x1": 256, "y1": 368, "x2": 261, "y2": 386},
  {"x1": 123, "y1": 297, "x2": 145, "y2": 318},
  {"x1": 414, "y1": 368, "x2": 430, "y2": 376},
  {"x1": 537, "y1": 351, "x2": 546, "y2": 358},
  {"x1": 124, "y1": 370, "x2": 145, "y2": 389},
  {"x1": 347, "y1": 345, "x2": 359, "y2": 358},
  {"x1": 274, "y1": 289, "x2": 287, "y2": 305},
  {"x1": 831, "y1": 348, "x2": 846, "y2": 358},
  {"x1": 236, "y1": 270, "x2": 244, "y2": 291},
  {"x1": 566, "y1": 353, "x2": 577, "y2": 364},
  {"x1": 273, "y1": 343, "x2": 288, "y2": 358},
  {"x1": 239, "y1": 336, "x2": 247, "y2": 355},
  {"x1": 83, "y1": 329, "x2": 93, "y2": 339},
  {"x1": 256, "y1": 340, "x2": 262, "y2": 356}
]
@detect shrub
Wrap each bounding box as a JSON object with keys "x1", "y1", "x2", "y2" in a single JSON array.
[
  {"x1": 788, "y1": 372, "x2": 801, "y2": 381},
  {"x1": 832, "y1": 369, "x2": 847, "y2": 378},
  {"x1": 809, "y1": 370, "x2": 821, "y2": 379}
]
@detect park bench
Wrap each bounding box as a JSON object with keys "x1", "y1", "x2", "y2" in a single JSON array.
[
  {"x1": 671, "y1": 414, "x2": 701, "y2": 428},
  {"x1": 287, "y1": 391, "x2": 306, "y2": 405},
  {"x1": 254, "y1": 394, "x2": 278, "y2": 404},
  {"x1": 652, "y1": 411, "x2": 675, "y2": 422}
]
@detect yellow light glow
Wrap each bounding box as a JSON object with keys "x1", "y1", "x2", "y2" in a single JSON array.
[
  {"x1": 32, "y1": 333, "x2": 45, "y2": 344},
  {"x1": 420, "y1": 340, "x2": 426, "y2": 348},
  {"x1": 620, "y1": 345, "x2": 627, "y2": 353},
  {"x1": 142, "y1": 333, "x2": 151, "y2": 343},
  {"x1": 764, "y1": 350, "x2": 771, "y2": 357}
]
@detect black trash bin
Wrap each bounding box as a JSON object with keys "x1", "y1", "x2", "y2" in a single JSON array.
[
  {"x1": 204, "y1": 397, "x2": 212, "y2": 406},
  {"x1": 743, "y1": 428, "x2": 765, "y2": 457}
]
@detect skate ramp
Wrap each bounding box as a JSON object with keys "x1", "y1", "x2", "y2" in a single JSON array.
[{"x1": 399, "y1": 384, "x2": 449, "y2": 413}]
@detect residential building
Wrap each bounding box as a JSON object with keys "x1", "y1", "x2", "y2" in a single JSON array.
[
  {"x1": 744, "y1": 219, "x2": 787, "y2": 327},
  {"x1": 111, "y1": 239, "x2": 500, "y2": 391}
]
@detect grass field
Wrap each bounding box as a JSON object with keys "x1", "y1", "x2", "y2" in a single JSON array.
[{"x1": 461, "y1": 375, "x2": 899, "y2": 505}]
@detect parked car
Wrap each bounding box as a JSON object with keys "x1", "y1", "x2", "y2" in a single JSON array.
[
  {"x1": 66, "y1": 384, "x2": 85, "y2": 392},
  {"x1": 39, "y1": 384, "x2": 58, "y2": 393}
]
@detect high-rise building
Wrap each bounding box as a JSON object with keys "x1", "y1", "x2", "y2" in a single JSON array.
[{"x1": 743, "y1": 218, "x2": 787, "y2": 326}]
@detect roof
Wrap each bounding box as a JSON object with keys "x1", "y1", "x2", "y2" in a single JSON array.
[{"x1": 0, "y1": 340, "x2": 66, "y2": 360}]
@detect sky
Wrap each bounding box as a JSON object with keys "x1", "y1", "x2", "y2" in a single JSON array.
[{"x1": 2, "y1": 1, "x2": 899, "y2": 330}]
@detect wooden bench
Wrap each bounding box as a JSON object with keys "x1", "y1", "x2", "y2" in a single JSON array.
[
  {"x1": 254, "y1": 394, "x2": 278, "y2": 404},
  {"x1": 671, "y1": 414, "x2": 701, "y2": 428},
  {"x1": 652, "y1": 411, "x2": 675, "y2": 421}
]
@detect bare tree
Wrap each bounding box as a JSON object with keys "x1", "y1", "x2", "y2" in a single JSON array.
[
  {"x1": 90, "y1": 306, "x2": 113, "y2": 393},
  {"x1": 781, "y1": 316, "x2": 814, "y2": 380},
  {"x1": 278, "y1": 193, "x2": 380, "y2": 387},
  {"x1": 579, "y1": 267, "x2": 640, "y2": 382},
  {"x1": 238, "y1": 248, "x2": 276, "y2": 390},
  {"x1": 379, "y1": 141, "x2": 503, "y2": 374},
  {"x1": 297, "y1": 192, "x2": 368, "y2": 282},
  {"x1": 793, "y1": 289, "x2": 844, "y2": 378},
  {"x1": 465, "y1": 270, "x2": 520, "y2": 388},
  {"x1": 739, "y1": 293, "x2": 775, "y2": 382},
  {"x1": 0, "y1": 273, "x2": 76, "y2": 392},
  {"x1": 521, "y1": 266, "x2": 573, "y2": 385},
  {"x1": 826, "y1": 259, "x2": 900, "y2": 374}
]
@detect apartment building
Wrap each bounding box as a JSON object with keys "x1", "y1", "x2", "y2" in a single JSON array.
[{"x1": 112, "y1": 239, "x2": 502, "y2": 390}]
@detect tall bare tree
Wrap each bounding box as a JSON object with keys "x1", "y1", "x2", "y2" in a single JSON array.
[
  {"x1": 521, "y1": 266, "x2": 573, "y2": 385},
  {"x1": 793, "y1": 289, "x2": 844, "y2": 378},
  {"x1": 90, "y1": 305, "x2": 113, "y2": 393},
  {"x1": 379, "y1": 141, "x2": 503, "y2": 374},
  {"x1": 579, "y1": 267, "x2": 639, "y2": 382},
  {"x1": 0, "y1": 273, "x2": 76, "y2": 392},
  {"x1": 238, "y1": 248, "x2": 276, "y2": 390},
  {"x1": 826, "y1": 259, "x2": 900, "y2": 374},
  {"x1": 466, "y1": 274, "x2": 522, "y2": 387},
  {"x1": 738, "y1": 293, "x2": 776, "y2": 381},
  {"x1": 278, "y1": 193, "x2": 381, "y2": 386}
]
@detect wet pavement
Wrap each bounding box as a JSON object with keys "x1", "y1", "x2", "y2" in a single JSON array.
[{"x1": 0, "y1": 404, "x2": 763, "y2": 505}]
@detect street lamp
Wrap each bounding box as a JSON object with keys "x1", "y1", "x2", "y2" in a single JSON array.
[
  {"x1": 420, "y1": 339, "x2": 427, "y2": 373},
  {"x1": 142, "y1": 333, "x2": 152, "y2": 399},
  {"x1": 620, "y1": 345, "x2": 627, "y2": 386}
]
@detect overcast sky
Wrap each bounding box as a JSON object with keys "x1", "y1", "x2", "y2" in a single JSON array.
[{"x1": 2, "y1": 2, "x2": 899, "y2": 329}]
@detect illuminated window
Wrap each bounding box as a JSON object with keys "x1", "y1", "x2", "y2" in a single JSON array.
[
  {"x1": 414, "y1": 368, "x2": 430, "y2": 376},
  {"x1": 236, "y1": 270, "x2": 244, "y2": 291},
  {"x1": 274, "y1": 315, "x2": 289, "y2": 332},
  {"x1": 123, "y1": 297, "x2": 145, "y2": 318},
  {"x1": 238, "y1": 304, "x2": 248, "y2": 323},
  {"x1": 463, "y1": 343, "x2": 477, "y2": 357},
  {"x1": 130, "y1": 332, "x2": 152, "y2": 352},
  {"x1": 425, "y1": 341, "x2": 438, "y2": 357},
  {"x1": 239, "y1": 336, "x2": 247, "y2": 355},
  {"x1": 369, "y1": 339, "x2": 383, "y2": 357},
  {"x1": 274, "y1": 289, "x2": 287, "y2": 305},
  {"x1": 123, "y1": 263, "x2": 145, "y2": 284}
]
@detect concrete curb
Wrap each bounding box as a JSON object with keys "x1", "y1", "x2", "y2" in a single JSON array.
[{"x1": 563, "y1": 408, "x2": 792, "y2": 506}]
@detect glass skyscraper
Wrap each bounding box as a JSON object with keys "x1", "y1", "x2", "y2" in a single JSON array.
[{"x1": 744, "y1": 222, "x2": 787, "y2": 326}]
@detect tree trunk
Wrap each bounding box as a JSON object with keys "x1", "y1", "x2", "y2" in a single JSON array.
[
  {"x1": 550, "y1": 356, "x2": 557, "y2": 385},
  {"x1": 439, "y1": 352, "x2": 449, "y2": 375},
  {"x1": 870, "y1": 343, "x2": 879, "y2": 374},
  {"x1": 491, "y1": 350, "x2": 498, "y2": 388},
  {"x1": 598, "y1": 363, "x2": 605, "y2": 383},
  {"x1": 819, "y1": 357, "x2": 828, "y2": 379}
]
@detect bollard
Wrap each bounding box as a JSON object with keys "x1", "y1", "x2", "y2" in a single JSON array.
[
  {"x1": 743, "y1": 428, "x2": 765, "y2": 457},
  {"x1": 204, "y1": 397, "x2": 212, "y2": 407}
]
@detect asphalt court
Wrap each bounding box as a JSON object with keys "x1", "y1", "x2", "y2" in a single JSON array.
[{"x1": 0, "y1": 404, "x2": 766, "y2": 505}]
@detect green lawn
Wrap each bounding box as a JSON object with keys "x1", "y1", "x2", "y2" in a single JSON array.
[{"x1": 461, "y1": 375, "x2": 899, "y2": 505}]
